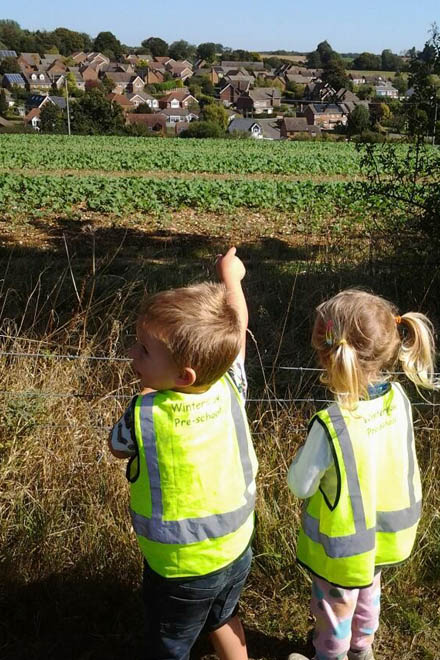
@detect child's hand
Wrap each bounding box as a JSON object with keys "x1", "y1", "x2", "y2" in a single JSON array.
[{"x1": 216, "y1": 247, "x2": 246, "y2": 286}]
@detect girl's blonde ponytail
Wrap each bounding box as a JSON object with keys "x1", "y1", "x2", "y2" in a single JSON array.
[
  {"x1": 398, "y1": 313, "x2": 438, "y2": 390},
  {"x1": 323, "y1": 340, "x2": 362, "y2": 408}
]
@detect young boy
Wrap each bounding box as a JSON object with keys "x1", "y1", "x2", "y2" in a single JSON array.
[{"x1": 108, "y1": 247, "x2": 258, "y2": 660}]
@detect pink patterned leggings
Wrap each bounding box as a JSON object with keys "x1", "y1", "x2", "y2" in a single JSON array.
[{"x1": 310, "y1": 572, "x2": 381, "y2": 660}]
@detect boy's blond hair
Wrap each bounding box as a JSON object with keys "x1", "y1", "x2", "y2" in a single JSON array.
[
  {"x1": 139, "y1": 282, "x2": 242, "y2": 387},
  {"x1": 312, "y1": 288, "x2": 437, "y2": 408}
]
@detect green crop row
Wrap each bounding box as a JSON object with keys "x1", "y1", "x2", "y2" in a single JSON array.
[
  {"x1": 0, "y1": 172, "x2": 394, "y2": 217},
  {"x1": 0, "y1": 134, "x2": 364, "y2": 175}
]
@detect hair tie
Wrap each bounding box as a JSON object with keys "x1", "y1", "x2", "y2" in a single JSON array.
[
  {"x1": 325, "y1": 320, "x2": 334, "y2": 346},
  {"x1": 395, "y1": 315, "x2": 402, "y2": 325},
  {"x1": 338, "y1": 338, "x2": 347, "y2": 346}
]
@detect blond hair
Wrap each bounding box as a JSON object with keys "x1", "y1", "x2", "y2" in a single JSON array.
[
  {"x1": 138, "y1": 282, "x2": 241, "y2": 387},
  {"x1": 312, "y1": 289, "x2": 438, "y2": 408}
]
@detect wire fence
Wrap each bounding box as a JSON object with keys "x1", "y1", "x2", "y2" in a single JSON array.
[{"x1": 0, "y1": 348, "x2": 438, "y2": 435}]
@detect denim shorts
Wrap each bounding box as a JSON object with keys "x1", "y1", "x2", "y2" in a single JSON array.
[{"x1": 142, "y1": 545, "x2": 252, "y2": 660}]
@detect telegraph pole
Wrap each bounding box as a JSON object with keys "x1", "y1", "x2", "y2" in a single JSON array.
[{"x1": 65, "y1": 76, "x2": 71, "y2": 136}]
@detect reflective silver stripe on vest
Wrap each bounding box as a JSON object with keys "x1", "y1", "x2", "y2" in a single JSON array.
[
  {"x1": 303, "y1": 394, "x2": 421, "y2": 558},
  {"x1": 328, "y1": 404, "x2": 367, "y2": 532},
  {"x1": 131, "y1": 379, "x2": 255, "y2": 545}
]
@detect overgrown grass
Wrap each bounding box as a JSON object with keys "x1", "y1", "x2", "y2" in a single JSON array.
[{"x1": 0, "y1": 209, "x2": 439, "y2": 660}]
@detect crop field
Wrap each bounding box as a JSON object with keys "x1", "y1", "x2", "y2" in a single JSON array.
[
  {"x1": 1, "y1": 135, "x2": 440, "y2": 660},
  {"x1": 0, "y1": 134, "x2": 369, "y2": 175}
]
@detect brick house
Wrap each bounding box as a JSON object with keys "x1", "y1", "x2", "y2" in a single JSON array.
[
  {"x1": 80, "y1": 64, "x2": 99, "y2": 82},
  {"x1": 158, "y1": 89, "x2": 198, "y2": 109},
  {"x1": 125, "y1": 113, "x2": 166, "y2": 134},
  {"x1": 104, "y1": 72, "x2": 145, "y2": 94},
  {"x1": 219, "y1": 81, "x2": 251, "y2": 106},
  {"x1": 127, "y1": 92, "x2": 159, "y2": 110},
  {"x1": 280, "y1": 117, "x2": 322, "y2": 138},
  {"x1": 107, "y1": 93, "x2": 135, "y2": 112},
  {"x1": 236, "y1": 88, "x2": 282, "y2": 115},
  {"x1": 144, "y1": 68, "x2": 166, "y2": 84},
  {"x1": 158, "y1": 108, "x2": 199, "y2": 123},
  {"x1": 304, "y1": 103, "x2": 348, "y2": 130},
  {"x1": 23, "y1": 71, "x2": 53, "y2": 92}
]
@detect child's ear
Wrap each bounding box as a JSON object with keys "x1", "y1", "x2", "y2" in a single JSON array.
[{"x1": 175, "y1": 367, "x2": 196, "y2": 388}]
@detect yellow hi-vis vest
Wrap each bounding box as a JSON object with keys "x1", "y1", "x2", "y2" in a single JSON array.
[
  {"x1": 128, "y1": 373, "x2": 258, "y2": 578},
  {"x1": 297, "y1": 382, "x2": 422, "y2": 588}
]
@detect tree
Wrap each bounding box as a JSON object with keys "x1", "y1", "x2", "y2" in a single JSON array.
[
  {"x1": 53, "y1": 27, "x2": 87, "y2": 56},
  {"x1": 70, "y1": 88, "x2": 125, "y2": 134},
  {"x1": 393, "y1": 74, "x2": 408, "y2": 95},
  {"x1": 134, "y1": 102, "x2": 152, "y2": 114},
  {"x1": 40, "y1": 102, "x2": 65, "y2": 133},
  {"x1": 196, "y1": 42, "x2": 216, "y2": 63},
  {"x1": 359, "y1": 25, "x2": 440, "y2": 246},
  {"x1": 347, "y1": 105, "x2": 370, "y2": 136},
  {"x1": 0, "y1": 56, "x2": 20, "y2": 74},
  {"x1": 381, "y1": 49, "x2": 403, "y2": 72},
  {"x1": 201, "y1": 103, "x2": 228, "y2": 130},
  {"x1": 0, "y1": 19, "x2": 22, "y2": 50},
  {"x1": 93, "y1": 31, "x2": 122, "y2": 58},
  {"x1": 0, "y1": 90, "x2": 8, "y2": 116},
  {"x1": 317, "y1": 40, "x2": 334, "y2": 66},
  {"x1": 352, "y1": 52, "x2": 382, "y2": 71},
  {"x1": 321, "y1": 56, "x2": 350, "y2": 90},
  {"x1": 141, "y1": 37, "x2": 168, "y2": 57},
  {"x1": 169, "y1": 40, "x2": 196, "y2": 61},
  {"x1": 180, "y1": 121, "x2": 224, "y2": 138}
]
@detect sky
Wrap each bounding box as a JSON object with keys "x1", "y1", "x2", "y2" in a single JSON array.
[{"x1": 4, "y1": 0, "x2": 439, "y2": 54}]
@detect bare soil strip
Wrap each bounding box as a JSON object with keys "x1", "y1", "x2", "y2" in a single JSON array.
[{"x1": 0, "y1": 167, "x2": 364, "y2": 182}]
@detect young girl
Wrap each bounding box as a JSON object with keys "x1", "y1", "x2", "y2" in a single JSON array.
[{"x1": 287, "y1": 289, "x2": 437, "y2": 660}]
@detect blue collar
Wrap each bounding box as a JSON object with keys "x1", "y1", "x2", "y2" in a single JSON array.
[{"x1": 367, "y1": 382, "x2": 391, "y2": 399}]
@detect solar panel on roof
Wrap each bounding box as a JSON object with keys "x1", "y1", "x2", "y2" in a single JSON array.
[
  {"x1": 5, "y1": 74, "x2": 25, "y2": 84},
  {"x1": 0, "y1": 50, "x2": 17, "y2": 58}
]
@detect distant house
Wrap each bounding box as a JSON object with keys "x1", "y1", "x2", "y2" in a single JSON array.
[
  {"x1": 285, "y1": 73, "x2": 314, "y2": 86},
  {"x1": 193, "y1": 67, "x2": 219, "y2": 85},
  {"x1": 227, "y1": 118, "x2": 263, "y2": 138},
  {"x1": 280, "y1": 117, "x2": 322, "y2": 138},
  {"x1": 71, "y1": 52, "x2": 88, "y2": 64},
  {"x1": 158, "y1": 89, "x2": 198, "y2": 109},
  {"x1": 107, "y1": 93, "x2": 134, "y2": 112},
  {"x1": 144, "y1": 68, "x2": 166, "y2": 84},
  {"x1": 221, "y1": 60, "x2": 264, "y2": 72},
  {"x1": 26, "y1": 94, "x2": 67, "y2": 110},
  {"x1": 158, "y1": 108, "x2": 199, "y2": 123},
  {"x1": 374, "y1": 82, "x2": 398, "y2": 98},
  {"x1": 23, "y1": 71, "x2": 53, "y2": 91},
  {"x1": 125, "y1": 113, "x2": 166, "y2": 134},
  {"x1": 236, "y1": 88, "x2": 282, "y2": 115},
  {"x1": 18, "y1": 52, "x2": 41, "y2": 71},
  {"x1": 0, "y1": 50, "x2": 17, "y2": 59},
  {"x1": 167, "y1": 63, "x2": 193, "y2": 81},
  {"x1": 127, "y1": 92, "x2": 159, "y2": 109},
  {"x1": 304, "y1": 82, "x2": 336, "y2": 102},
  {"x1": 219, "y1": 81, "x2": 251, "y2": 107},
  {"x1": 104, "y1": 72, "x2": 144, "y2": 94},
  {"x1": 78, "y1": 64, "x2": 98, "y2": 83},
  {"x1": 2, "y1": 73, "x2": 26, "y2": 89},
  {"x1": 24, "y1": 107, "x2": 42, "y2": 130},
  {"x1": 304, "y1": 103, "x2": 348, "y2": 130}
]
